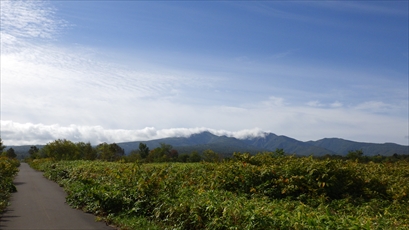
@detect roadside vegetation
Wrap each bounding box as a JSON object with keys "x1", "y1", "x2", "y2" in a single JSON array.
[
  {"x1": 25, "y1": 139, "x2": 409, "y2": 229},
  {"x1": 0, "y1": 139, "x2": 20, "y2": 213}
]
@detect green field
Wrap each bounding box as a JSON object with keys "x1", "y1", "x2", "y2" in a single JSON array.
[{"x1": 26, "y1": 154, "x2": 409, "y2": 230}]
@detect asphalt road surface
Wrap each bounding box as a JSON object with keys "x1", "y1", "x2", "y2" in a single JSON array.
[{"x1": 0, "y1": 163, "x2": 115, "y2": 230}]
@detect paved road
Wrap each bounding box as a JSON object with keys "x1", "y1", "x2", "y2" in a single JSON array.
[{"x1": 0, "y1": 163, "x2": 115, "y2": 230}]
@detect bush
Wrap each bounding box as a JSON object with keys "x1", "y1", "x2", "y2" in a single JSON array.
[{"x1": 0, "y1": 156, "x2": 19, "y2": 212}]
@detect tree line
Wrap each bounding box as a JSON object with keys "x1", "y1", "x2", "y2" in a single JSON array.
[
  {"x1": 318, "y1": 149, "x2": 409, "y2": 163},
  {"x1": 25, "y1": 139, "x2": 224, "y2": 163},
  {"x1": 2, "y1": 137, "x2": 407, "y2": 163}
]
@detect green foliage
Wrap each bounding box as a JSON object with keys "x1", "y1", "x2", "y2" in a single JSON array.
[
  {"x1": 31, "y1": 140, "x2": 125, "y2": 162},
  {"x1": 126, "y1": 150, "x2": 143, "y2": 162},
  {"x1": 77, "y1": 142, "x2": 97, "y2": 160},
  {"x1": 28, "y1": 146, "x2": 40, "y2": 158},
  {"x1": 202, "y1": 149, "x2": 220, "y2": 162},
  {"x1": 146, "y1": 148, "x2": 165, "y2": 162},
  {"x1": 2, "y1": 148, "x2": 17, "y2": 159},
  {"x1": 145, "y1": 143, "x2": 178, "y2": 163},
  {"x1": 188, "y1": 150, "x2": 202, "y2": 162},
  {"x1": 41, "y1": 139, "x2": 80, "y2": 160},
  {"x1": 28, "y1": 155, "x2": 409, "y2": 230},
  {"x1": 138, "y1": 143, "x2": 150, "y2": 159},
  {"x1": 174, "y1": 151, "x2": 202, "y2": 163},
  {"x1": 347, "y1": 149, "x2": 364, "y2": 160},
  {"x1": 0, "y1": 156, "x2": 19, "y2": 213},
  {"x1": 96, "y1": 143, "x2": 125, "y2": 161}
]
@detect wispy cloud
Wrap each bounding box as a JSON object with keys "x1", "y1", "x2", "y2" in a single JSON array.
[
  {"x1": 1, "y1": 0, "x2": 67, "y2": 43},
  {"x1": 1, "y1": 0, "x2": 217, "y2": 128},
  {"x1": 306, "y1": 101, "x2": 343, "y2": 108},
  {"x1": 330, "y1": 101, "x2": 343, "y2": 108},
  {"x1": 306, "y1": 101, "x2": 324, "y2": 107},
  {"x1": 354, "y1": 101, "x2": 401, "y2": 114},
  {"x1": 1, "y1": 42, "x2": 218, "y2": 127},
  {"x1": 262, "y1": 96, "x2": 286, "y2": 107}
]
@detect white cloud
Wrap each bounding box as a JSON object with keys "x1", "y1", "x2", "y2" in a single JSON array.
[
  {"x1": 354, "y1": 101, "x2": 397, "y2": 113},
  {"x1": 307, "y1": 101, "x2": 324, "y2": 107},
  {"x1": 211, "y1": 128, "x2": 268, "y2": 139},
  {"x1": 330, "y1": 101, "x2": 343, "y2": 108},
  {"x1": 0, "y1": 121, "x2": 267, "y2": 145},
  {"x1": 0, "y1": 0, "x2": 67, "y2": 43},
  {"x1": 306, "y1": 101, "x2": 343, "y2": 108},
  {"x1": 262, "y1": 96, "x2": 285, "y2": 107}
]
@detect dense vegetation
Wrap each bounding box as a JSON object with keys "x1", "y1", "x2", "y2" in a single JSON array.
[
  {"x1": 0, "y1": 138, "x2": 20, "y2": 213},
  {"x1": 28, "y1": 152, "x2": 409, "y2": 230},
  {"x1": 0, "y1": 156, "x2": 20, "y2": 213}
]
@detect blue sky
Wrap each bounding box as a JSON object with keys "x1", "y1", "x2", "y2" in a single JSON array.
[{"x1": 1, "y1": 0, "x2": 408, "y2": 146}]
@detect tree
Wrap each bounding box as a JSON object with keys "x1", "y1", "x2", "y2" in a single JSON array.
[
  {"x1": 138, "y1": 143, "x2": 150, "y2": 158},
  {"x1": 168, "y1": 149, "x2": 179, "y2": 160},
  {"x1": 188, "y1": 150, "x2": 202, "y2": 162},
  {"x1": 273, "y1": 148, "x2": 285, "y2": 157},
  {"x1": 96, "y1": 143, "x2": 124, "y2": 161},
  {"x1": 28, "y1": 146, "x2": 40, "y2": 158},
  {"x1": 177, "y1": 154, "x2": 190, "y2": 162},
  {"x1": 41, "y1": 139, "x2": 79, "y2": 160},
  {"x1": 77, "y1": 142, "x2": 97, "y2": 160},
  {"x1": 145, "y1": 143, "x2": 175, "y2": 162},
  {"x1": 202, "y1": 149, "x2": 220, "y2": 162},
  {"x1": 109, "y1": 143, "x2": 125, "y2": 160},
  {"x1": 157, "y1": 143, "x2": 180, "y2": 160},
  {"x1": 126, "y1": 150, "x2": 142, "y2": 162},
  {"x1": 346, "y1": 149, "x2": 364, "y2": 160},
  {"x1": 0, "y1": 138, "x2": 6, "y2": 152},
  {"x1": 159, "y1": 143, "x2": 172, "y2": 155},
  {"x1": 96, "y1": 143, "x2": 110, "y2": 160},
  {"x1": 5, "y1": 148, "x2": 17, "y2": 159}
]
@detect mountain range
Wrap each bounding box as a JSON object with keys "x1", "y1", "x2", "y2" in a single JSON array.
[
  {"x1": 7, "y1": 131, "x2": 408, "y2": 157},
  {"x1": 117, "y1": 131, "x2": 408, "y2": 157}
]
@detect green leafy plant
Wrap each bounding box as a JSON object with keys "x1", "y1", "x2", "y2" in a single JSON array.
[{"x1": 28, "y1": 155, "x2": 409, "y2": 229}]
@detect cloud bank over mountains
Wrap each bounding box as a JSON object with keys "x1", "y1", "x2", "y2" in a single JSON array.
[{"x1": 1, "y1": 121, "x2": 268, "y2": 145}]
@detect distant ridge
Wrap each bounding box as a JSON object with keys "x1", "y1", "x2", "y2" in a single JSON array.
[
  {"x1": 307, "y1": 138, "x2": 409, "y2": 156},
  {"x1": 7, "y1": 131, "x2": 408, "y2": 157},
  {"x1": 116, "y1": 131, "x2": 407, "y2": 156},
  {"x1": 118, "y1": 131, "x2": 268, "y2": 156},
  {"x1": 243, "y1": 133, "x2": 336, "y2": 156}
]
